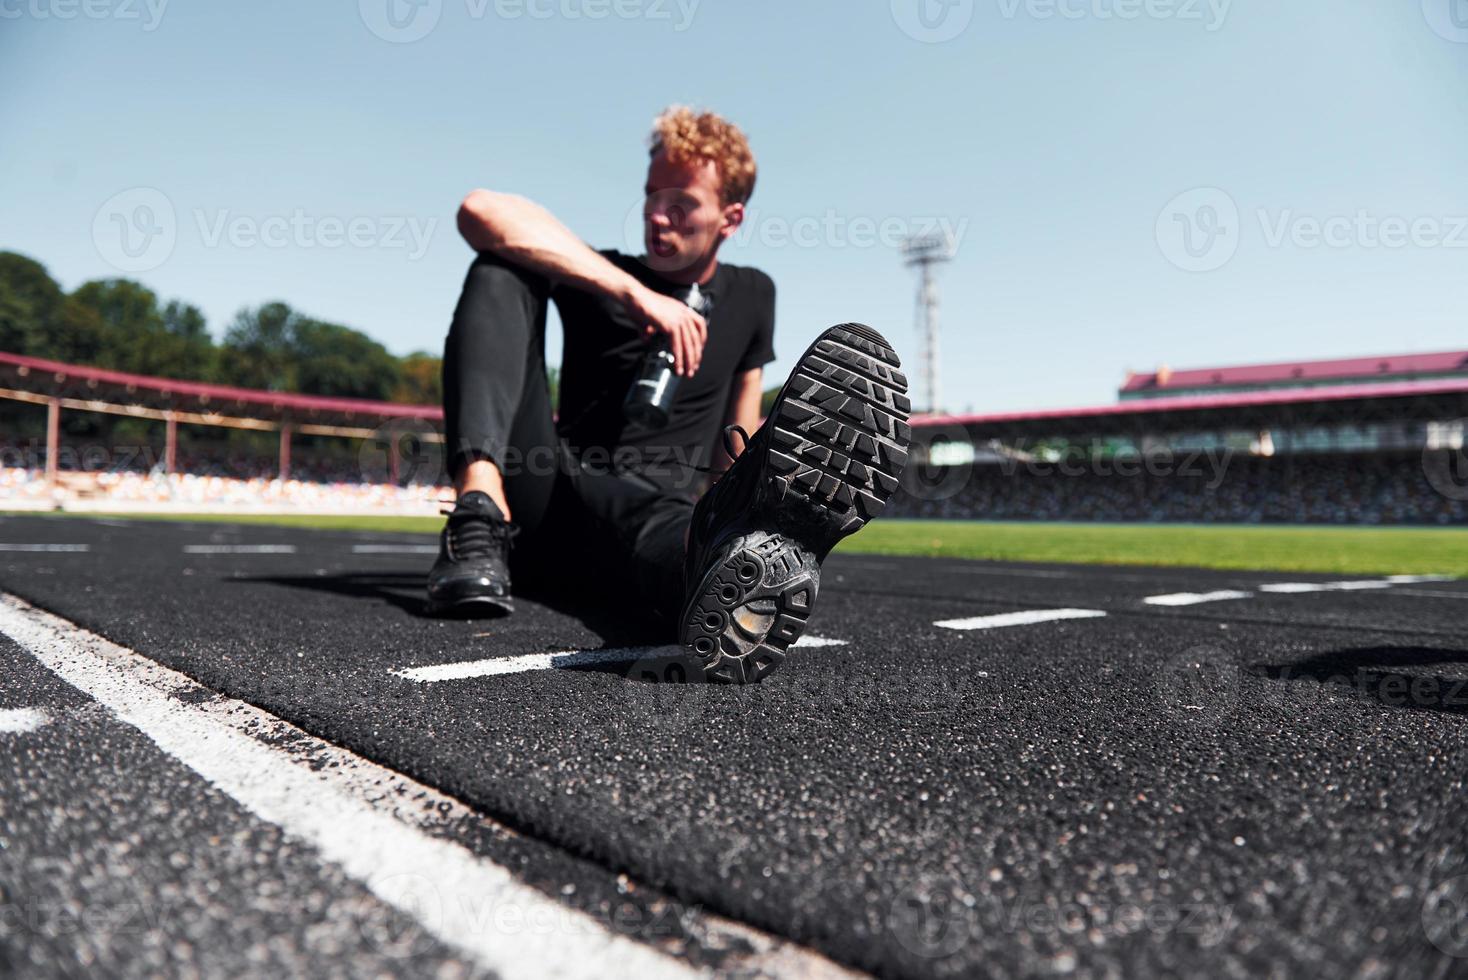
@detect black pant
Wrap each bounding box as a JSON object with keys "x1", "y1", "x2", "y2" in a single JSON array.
[{"x1": 442, "y1": 253, "x2": 693, "y2": 626}]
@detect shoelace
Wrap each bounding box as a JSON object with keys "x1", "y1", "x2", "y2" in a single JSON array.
[
  {"x1": 691, "y1": 424, "x2": 754, "y2": 477},
  {"x1": 440, "y1": 504, "x2": 519, "y2": 561}
]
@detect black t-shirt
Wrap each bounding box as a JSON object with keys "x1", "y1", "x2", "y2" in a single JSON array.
[{"x1": 551, "y1": 249, "x2": 776, "y2": 490}]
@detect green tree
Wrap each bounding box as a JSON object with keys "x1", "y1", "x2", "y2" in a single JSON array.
[
  {"x1": 218, "y1": 302, "x2": 298, "y2": 390},
  {"x1": 68, "y1": 278, "x2": 214, "y2": 379},
  {"x1": 0, "y1": 251, "x2": 64, "y2": 356},
  {"x1": 292, "y1": 317, "x2": 399, "y2": 401},
  {"x1": 392, "y1": 351, "x2": 442, "y2": 405}
]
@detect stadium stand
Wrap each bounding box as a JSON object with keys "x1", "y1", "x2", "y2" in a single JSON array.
[
  {"x1": 895, "y1": 350, "x2": 1468, "y2": 526},
  {"x1": 3, "y1": 347, "x2": 1466, "y2": 525},
  {"x1": 0, "y1": 351, "x2": 446, "y2": 514}
]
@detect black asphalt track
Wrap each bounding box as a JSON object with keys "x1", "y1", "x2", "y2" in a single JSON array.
[{"x1": 1, "y1": 513, "x2": 1465, "y2": 978}]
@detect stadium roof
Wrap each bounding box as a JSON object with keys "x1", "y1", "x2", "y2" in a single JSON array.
[
  {"x1": 917, "y1": 376, "x2": 1468, "y2": 436},
  {"x1": 1121, "y1": 349, "x2": 1468, "y2": 395},
  {"x1": 0, "y1": 350, "x2": 442, "y2": 425}
]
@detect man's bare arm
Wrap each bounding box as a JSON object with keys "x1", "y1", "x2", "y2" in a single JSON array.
[
  {"x1": 713, "y1": 367, "x2": 765, "y2": 473},
  {"x1": 457, "y1": 189, "x2": 706, "y2": 375}
]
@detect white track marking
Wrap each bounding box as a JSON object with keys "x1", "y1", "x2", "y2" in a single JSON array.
[
  {"x1": 0, "y1": 544, "x2": 90, "y2": 553},
  {"x1": 934, "y1": 608, "x2": 1107, "y2": 631},
  {"x1": 1144, "y1": 590, "x2": 1254, "y2": 607},
  {"x1": 0, "y1": 707, "x2": 50, "y2": 733},
  {"x1": 0, "y1": 593, "x2": 697, "y2": 979},
  {"x1": 394, "y1": 635, "x2": 849, "y2": 684},
  {"x1": 1390, "y1": 589, "x2": 1468, "y2": 600},
  {"x1": 1258, "y1": 575, "x2": 1454, "y2": 594},
  {"x1": 352, "y1": 544, "x2": 440, "y2": 554},
  {"x1": 183, "y1": 544, "x2": 297, "y2": 554}
]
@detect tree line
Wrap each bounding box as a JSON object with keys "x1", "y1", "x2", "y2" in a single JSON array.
[{"x1": 0, "y1": 250, "x2": 444, "y2": 405}]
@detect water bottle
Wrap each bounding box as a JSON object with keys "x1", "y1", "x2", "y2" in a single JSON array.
[{"x1": 623, "y1": 281, "x2": 708, "y2": 429}]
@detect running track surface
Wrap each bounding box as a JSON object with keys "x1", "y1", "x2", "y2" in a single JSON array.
[{"x1": 1, "y1": 514, "x2": 1465, "y2": 978}]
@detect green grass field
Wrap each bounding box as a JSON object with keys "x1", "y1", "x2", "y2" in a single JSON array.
[{"x1": 4, "y1": 510, "x2": 1464, "y2": 577}]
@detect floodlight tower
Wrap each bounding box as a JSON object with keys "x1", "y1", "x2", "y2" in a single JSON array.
[{"x1": 901, "y1": 231, "x2": 954, "y2": 414}]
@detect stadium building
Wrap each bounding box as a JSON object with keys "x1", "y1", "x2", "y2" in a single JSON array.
[{"x1": 896, "y1": 350, "x2": 1468, "y2": 526}]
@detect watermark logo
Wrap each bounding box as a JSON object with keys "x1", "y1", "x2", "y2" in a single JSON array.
[
  {"x1": 1155, "y1": 645, "x2": 1238, "y2": 726},
  {"x1": 355, "y1": 871, "x2": 442, "y2": 957},
  {"x1": 622, "y1": 190, "x2": 970, "y2": 276},
  {"x1": 1423, "y1": 0, "x2": 1468, "y2": 43},
  {"x1": 1423, "y1": 875, "x2": 1468, "y2": 957},
  {"x1": 1159, "y1": 188, "x2": 1468, "y2": 272},
  {"x1": 901, "y1": 424, "x2": 976, "y2": 502},
  {"x1": 1423, "y1": 424, "x2": 1468, "y2": 502},
  {"x1": 889, "y1": 877, "x2": 975, "y2": 959},
  {"x1": 0, "y1": 0, "x2": 169, "y2": 30},
  {"x1": 359, "y1": 421, "x2": 445, "y2": 486},
  {"x1": 996, "y1": 0, "x2": 1231, "y2": 31},
  {"x1": 1156, "y1": 187, "x2": 1239, "y2": 273},
  {"x1": 891, "y1": 0, "x2": 975, "y2": 43},
  {"x1": 92, "y1": 187, "x2": 177, "y2": 273},
  {"x1": 359, "y1": 0, "x2": 442, "y2": 42}
]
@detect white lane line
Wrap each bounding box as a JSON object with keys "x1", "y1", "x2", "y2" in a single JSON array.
[
  {"x1": 1258, "y1": 574, "x2": 1455, "y2": 595},
  {"x1": 0, "y1": 707, "x2": 50, "y2": 733},
  {"x1": 1391, "y1": 589, "x2": 1468, "y2": 600},
  {"x1": 394, "y1": 634, "x2": 849, "y2": 684},
  {"x1": 934, "y1": 608, "x2": 1107, "y2": 631},
  {"x1": 183, "y1": 544, "x2": 297, "y2": 554},
  {"x1": 0, "y1": 592, "x2": 698, "y2": 980},
  {"x1": 0, "y1": 544, "x2": 90, "y2": 553},
  {"x1": 352, "y1": 544, "x2": 440, "y2": 555},
  {"x1": 1144, "y1": 590, "x2": 1254, "y2": 607}
]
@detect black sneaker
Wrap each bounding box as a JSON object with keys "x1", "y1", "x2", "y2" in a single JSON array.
[
  {"x1": 680, "y1": 323, "x2": 911, "y2": 683},
  {"x1": 426, "y1": 491, "x2": 516, "y2": 617}
]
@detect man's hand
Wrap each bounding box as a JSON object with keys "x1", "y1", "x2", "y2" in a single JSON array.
[{"x1": 623, "y1": 284, "x2": 708, "y2": 377}]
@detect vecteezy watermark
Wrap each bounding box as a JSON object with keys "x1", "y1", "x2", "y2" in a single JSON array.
[
  {"x1": 1423, "y1": 422, "x2": 1468, "y2": 502},
  {"x1": 359, "y1": 0, "x2": 700, "y2": 43},
  {"x1": 353, "y1": 871, "x2": 691, "y2": 958},
  {"x1": 0, "y1": 0, "x2": 169, "y2": 30},
  {"x1": 996, "y1": 0, "x2": 1231, "y2": 30},
  {"x1": 194, "y1": 209, "x2": 437, "y2": 261},
  {"x1": 93, "y1": 187, "x2": 177, "y2": 274},
  {"x1": 623, "y1": 189, "x2": 970, "y2": 276},
  {"x1": 888, "y1": 877, "x2": 1235, "y2": 960},
  {"x1": 92, "y1": 187, "x2": 439, "y2": 272},
  {"x1": 1158, "y1": 188, "x2": 1468, "y2": 272},
  {"x1": 1422, "y1": 0, "x2": 1468, "y2": 43},
  {"x1": 890, "y1": 0, "x2": 976, "y2": 43},
  {"x1": 1155, "y1": 645, "x2": 1239, "y2": 727},
  {"x1": 358, "y1": 421, "x2": 446, "y2": 487},
  {"x1": 1424, "y1": 875, "x2": 1468, "y2": 957},
  {"x1": 999, "y1": 445, "x2": 1234, "y2": 488},
  {"x1": 891, "y1": 0, "x2": 1230, "y2": 43},
  {"x1": 1155, "y1": 188, "x2": 1240, "y2": 273}
]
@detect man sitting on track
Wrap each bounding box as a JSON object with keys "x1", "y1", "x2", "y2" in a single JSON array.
[{"x1": 429, "y1": 106, "x2": 912, "y2": 683}]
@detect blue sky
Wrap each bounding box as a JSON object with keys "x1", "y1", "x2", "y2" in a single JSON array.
[{"x1": 2, "y1": 0, "x2": 1465, "y2": 414}]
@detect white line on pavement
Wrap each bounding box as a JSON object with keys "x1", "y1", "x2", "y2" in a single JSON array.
[
  {"x1": 0, "y1": 707, "x2": 50, "y2": 733},
  {"x1": 183, "y1": 544, "x2": 297, "y2": 554},
  {"x1": 0, "y1": 544, "x2": 90, "y2": 553},
  {"x1": 933, "y1": 608, "x2": 1107, "y2": 631},
  {"x1": 352, "y1": 544, "x2": 440, "y2": 554},
  {"x1": 393, "y1": 634, "x2": 849, "y2": 684},
  {"x1": 1143, "y1": 590, "x2": 1254, "y2": 607},
  {"x1": 0, "y1": 592, "x2": 700, "y2": 979},
  {"x1": 1257, "y1": 574, "x2": 1454, "y2": 594},
  {"x1": 1390, "y1": 589, "x2": 1468, "y2": 600}
]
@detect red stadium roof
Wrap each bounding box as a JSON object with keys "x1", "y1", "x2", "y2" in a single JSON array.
[
  {"x1": 0, "y1": 350, "x2": 442, "y2": 422},
  {"x1": 1121, "y1": 349, "x2": 1468, "y2": 394},
  {"x1": 918, "y1": 376, "x2": 1468, "y2": 429}
]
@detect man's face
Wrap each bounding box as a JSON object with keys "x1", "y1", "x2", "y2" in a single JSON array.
[{"x1": 642, "y1": 149, "x2": 743, "y2": 279}]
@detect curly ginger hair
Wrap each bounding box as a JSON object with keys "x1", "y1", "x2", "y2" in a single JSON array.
[{"x1": 649, "y1": 106, "x2": 758, "y2": 207}]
